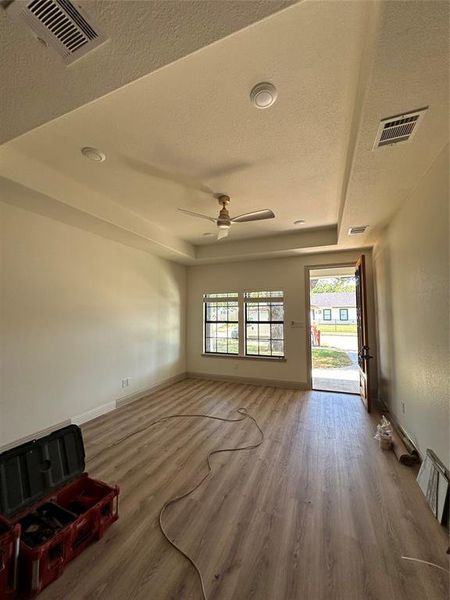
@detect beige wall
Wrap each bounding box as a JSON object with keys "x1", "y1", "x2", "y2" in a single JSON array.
[
  {"x1": 373, "y1": 144, "x2": 449, "y2": 467},
  {"x1": 0, "y1": 202, "x2": 186, "y2": 447},
  {"x1": 187, "y1": 249, "x2": 377, "y2": 390}
]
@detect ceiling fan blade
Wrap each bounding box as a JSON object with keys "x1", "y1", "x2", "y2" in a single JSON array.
[
  {"x1": 178, "y1": 208, "x2": 217, "y2": 223},
  {"x1": 231, "y1": 209, "x2": 275, "y2": 223},
  {"x1": 217, "y1": 227, "x2": 230, "y2": 240}
]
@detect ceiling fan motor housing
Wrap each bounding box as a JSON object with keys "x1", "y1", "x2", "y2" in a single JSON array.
[{"x1": 218, "y1": 195, "x2": 231, "y2": 225}]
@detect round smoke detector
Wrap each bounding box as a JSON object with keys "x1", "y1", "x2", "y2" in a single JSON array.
[
  {"x1": 81, "y1": 147, "x2": 106, "y2": 162},
  {"x1": 250, "y1": 82, "x2": 278, "y2": 109}
]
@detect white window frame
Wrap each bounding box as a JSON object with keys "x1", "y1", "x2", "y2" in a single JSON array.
[
  {"x1": 202, "y1": 290, "x2": 285, "y2": 360},
  {"x1": 243, "y1": 291, "x2": 285, "y2": 358},
  {"x1": 203, "y1": 293, "x2": 239, "y2": 355}
]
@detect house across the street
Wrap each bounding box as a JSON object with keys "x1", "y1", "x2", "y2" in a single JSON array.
[{"x1": 311, "y1": 292, "x2": 356, "y2": 323}]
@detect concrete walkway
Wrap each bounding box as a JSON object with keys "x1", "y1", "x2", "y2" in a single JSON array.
[
  {"x1": 312, "y1": 369, "x2": 359, "y2": 394},
  {"x1": 312, "y1": 334, "x2": 359, "y2": 393},
  {"x1": 320, "y1": 333, "x2": 358, "y2": 350}
]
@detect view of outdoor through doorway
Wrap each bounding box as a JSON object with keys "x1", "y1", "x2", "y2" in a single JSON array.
[{"x1": 309, "y1": 265, "x2": 359, "y2": 394}]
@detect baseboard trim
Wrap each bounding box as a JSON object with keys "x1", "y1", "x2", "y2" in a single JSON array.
[
  {"x1": 116, "y1": 372, "x2": 188, "y2": 408},
  {"x1": 0, "y1": 419, "x2": 72, "y2": 453},
  {"x1": 71, "y1": 401, "x2": 116, "y2": 426},
  {"x1": 186, "y1": 372, "x2": 308, "y2": 390},
  {"x1": 1, "y1": 373, "x2": 189, "y2": 451}
]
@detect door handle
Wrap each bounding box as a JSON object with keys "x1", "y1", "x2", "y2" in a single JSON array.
[{"x1": 359, "y1": 346, "x2": 373, "y2": 360}]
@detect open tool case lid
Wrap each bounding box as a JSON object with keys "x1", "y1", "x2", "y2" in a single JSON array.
[{"x1": 0, "y1": 425, "x2": 85, "y2": 519}]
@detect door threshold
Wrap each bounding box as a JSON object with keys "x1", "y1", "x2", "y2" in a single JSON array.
[{"x1": 312, "y1": 388, "x2": 360, "y2": 396}]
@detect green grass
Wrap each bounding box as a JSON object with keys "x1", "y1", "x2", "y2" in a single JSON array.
[
  {"x1": 312, "y1": 348, "x2": 352, "y2": 369},
  {"x1": 316, "y1": 323, "x2": 357, "y2": 334}
]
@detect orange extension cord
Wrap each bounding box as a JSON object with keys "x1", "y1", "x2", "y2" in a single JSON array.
[{"x1": 88, "y1": 407, "x2": 264, "y2": 600}]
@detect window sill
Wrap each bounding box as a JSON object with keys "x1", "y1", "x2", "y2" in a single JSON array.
[{"x1": 201, "y1": 353, "x2": 286, "y2": 362}]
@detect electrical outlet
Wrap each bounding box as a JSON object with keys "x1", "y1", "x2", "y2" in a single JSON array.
[
  {"x1": 121, "y1": 378, "x2": 129, "y2": 389},
  {"x1": 401, "y1": 402, "x2": 406, "y2": 415}
]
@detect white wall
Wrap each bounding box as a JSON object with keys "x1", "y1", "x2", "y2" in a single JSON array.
[
  {"x1": 187, "y1": 250, "x2": 376, "y2": 389},
  {"x1": 0, "y1": 202, "x2": 186, "y2": 447},
  {"x1": 373, "y1": 144, "x2": 449, "y2": 466}
]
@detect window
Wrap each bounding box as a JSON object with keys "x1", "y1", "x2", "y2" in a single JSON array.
[
  {"x1": 339, "y1": 308, "x2": 348, "y2": 321},
  {"x1": 323, "y1": 308, "x2": 332, "y2": 321},
  {"x1": 203, "y1": 291, "x2": 285, "y2": 358},
  {"x1": 245, "y1": 291, "x2": 284, "y2": 357},
  {"x1": 203, "y1": 293, "x2": 239, "y2": 354}
]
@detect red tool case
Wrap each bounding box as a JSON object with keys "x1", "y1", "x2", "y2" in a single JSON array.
[
  {"x1": 0, "y1": 425, "x2": 119, "y2": 598},
  {"x1": 0, "y1": 516, "x2": 20, "y2": 599}
]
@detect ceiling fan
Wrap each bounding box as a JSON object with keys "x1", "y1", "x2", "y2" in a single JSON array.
[{"x1": 178, "y1": 195, "x2": 275, "y2": 240}]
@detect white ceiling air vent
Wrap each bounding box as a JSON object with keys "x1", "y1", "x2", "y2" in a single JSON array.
[
  {"x1": 373, "y1": 108, "x2": 428, "y2": 149},
  {"x1": 348, "y1": 226, "x2": 368, "y2": 235},
  {"x1": 6, "y1": 0, "x2": 108, "y2": 65}
]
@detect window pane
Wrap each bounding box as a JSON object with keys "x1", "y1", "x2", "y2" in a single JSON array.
[
  {"x1": 258, "y1": 341, "x2": 271, "y2": 355},
  {"x1": 206, "y1": 338, "x2": 216, "y2": 352},
  {"x1": 258, "y1": 304, "x2": 270, "y2": 321},
  {"x1": 206, "y1": 304, "x2": 217, "y2": 321},
  {"x1": 246, "y1": 305, "x2": 258, "y2": 322},
  {"x1": 246, "y1": 324, "x2": 258, "y2": 339},
  {"x1": 217, "y1": 323, "x2": 228, "y2": 338},
  {"x1": 216, "y1": 338, "x2": 227, "y2": 353},
  {"x1": 217, "y1": 303, "x2": 228, "y2": 320},
  {"x1": 204, "y1": 292, "x2": 238, "y2": 299},
  {"x1": 271, "y1": 323, "x2": 283, "y2": 339},
  {"x1": 246, "y1": 340, "x2": 259, "y2": 354},
  {"x1": 270, "y1": 303, "x2": 284, "y2": 321},
  {"x1": 259, "y1": 323, "x2": 270, "y2": 338},
  {"x1": 227, "y1": 339, "x2": 238, "y2": 354},
  {"x1": 206, "y1": 323, "x2": 217, "y2": 337},
  {"x1": 228, "y1": 304, "x2": 238, "y2": 322},
  {"x1": 228, "y1": 323, "x2": 239, "y2": 339},
  {"x1": 272, "y1": 340, "x2": 284, "y2": 356},
  {"x1": 245, "y1": 291, "x2": 283, "y2": 298}
]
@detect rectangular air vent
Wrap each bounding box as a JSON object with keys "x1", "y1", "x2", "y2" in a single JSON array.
[
  {"x1": 373, "y1": 108, "x2": 427, "y2": 149},
  {"x1": 348, "y1": 226, "x2": 368, "y2": 235},
  {"x1": 7, "y1": 0, "x2": 108, "y2": 65}
]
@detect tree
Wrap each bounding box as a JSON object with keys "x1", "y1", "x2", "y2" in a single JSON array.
[{"x1": 311, "y1": 277, "x2": 355, "y2": 294}]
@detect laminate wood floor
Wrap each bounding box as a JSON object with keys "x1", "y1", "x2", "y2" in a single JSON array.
[{"x1": 40, "y1": 378, "x2": 449, "y2": 600}]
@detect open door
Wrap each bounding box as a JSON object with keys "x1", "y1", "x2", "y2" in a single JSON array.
[{"x1": 355, "y1": 255, "x2": 372, "y2": 411}]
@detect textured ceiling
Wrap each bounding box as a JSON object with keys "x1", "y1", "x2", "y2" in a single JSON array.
[
  {"x1": 0, "y1": 1, "x2": 367, "y2": 243},
  {"x1": 0, "y1": 0, "x2": 295, "y2": 143},
  {"x1": 0, "y1": 0, "x2": 448, "y2": 265},
  {"x1": 338, "y1": 0, "x2": 449, "y2": 246}
]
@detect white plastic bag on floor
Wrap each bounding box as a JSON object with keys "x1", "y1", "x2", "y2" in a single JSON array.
[{"x1": 375, "y1": 416, "x2": 392, "y2": 449}]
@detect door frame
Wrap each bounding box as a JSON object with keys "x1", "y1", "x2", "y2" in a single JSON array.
[{"x1": 304, "y1": 261, "x2": 359, "y2": 393}]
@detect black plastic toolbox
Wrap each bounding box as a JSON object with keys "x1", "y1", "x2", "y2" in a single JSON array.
[{"x1": 0, "y1": 425, "x2": 119, "y2": 598}]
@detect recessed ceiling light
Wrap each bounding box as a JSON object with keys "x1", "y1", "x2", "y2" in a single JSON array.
[
  {"x1": 294, "y1": 219, "x2": 305, "y2": 225},
  {"x1": 250, "y1": 82, "x2": 278, "y2": 109},
  {"x1": 81, "y1": 147, "x2": 106, "y2": 162}
]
